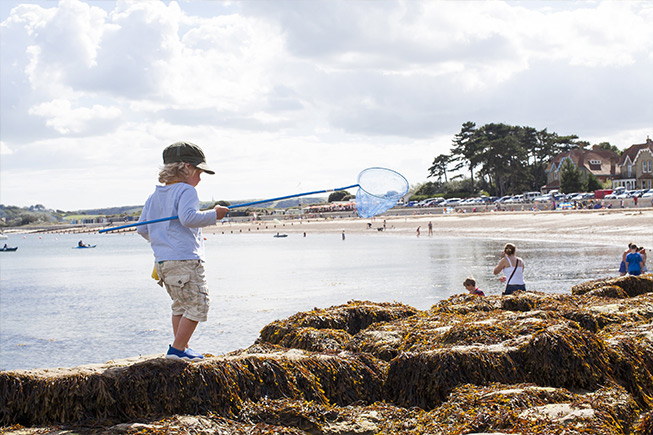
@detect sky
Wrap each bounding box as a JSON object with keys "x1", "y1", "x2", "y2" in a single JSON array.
[{"x1": 1, "y1": 0, "x2": 652, "y2": 211}]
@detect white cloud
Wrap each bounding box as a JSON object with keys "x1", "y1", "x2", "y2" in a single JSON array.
[
  {"x1": 29, "y1": 99, "x2": 122, "y2": 134},
  {"x1": 0, "y1": 141, "x2": 14, "y2": 155},
  {"x1": 1, "y1": 0, "x2": 652, "y2": 210}
]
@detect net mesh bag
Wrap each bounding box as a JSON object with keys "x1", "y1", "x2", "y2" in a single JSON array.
[{"x1": 355, "y1": 167, "x2": 409, "y2": 218}]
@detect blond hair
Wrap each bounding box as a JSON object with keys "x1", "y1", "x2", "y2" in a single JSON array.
[{"x1": 158, "y1": 162, "x2": 194, "y2": 184}]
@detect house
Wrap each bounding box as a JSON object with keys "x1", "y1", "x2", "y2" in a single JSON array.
[
  {"x1": 542, "y1": 145, "x2": 620, "y2": 193},
  {"x1": 613, "y1": 137, "x2": 653, "y2": 190}
]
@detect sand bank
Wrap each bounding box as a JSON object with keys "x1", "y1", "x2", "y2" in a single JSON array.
[{"x1": 207, "y1": 208, "x2": 653, "y2": 248}]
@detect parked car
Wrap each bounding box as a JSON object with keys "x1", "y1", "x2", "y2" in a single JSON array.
[
  {"x1": 442, "y1": 198, "x2": 461, "y2": 206},
  {"x1": 569, "y1": 193, "x2": 584, "y2": 201},
  {"x1": 424, "y1": 198, "x2": 445, "y2": 207},
  {"x1": 507, "y1": 194, "x2": 524, "y2": 203},
  {"x1": 496, "y1": 195, "x2": 513, "y2": 203},
  {"x1": 641, "y1": 189, "x2": 653, "y2": 198},
  {"x1": 534, "y1": 194, "x2": 552, "y2": 203}
]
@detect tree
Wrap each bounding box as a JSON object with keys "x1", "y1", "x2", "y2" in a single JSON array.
[
  {"x1": 429, "y1": 121, "x2": 599, "y2": 196},
  {"x1": 559, "y1": 160, "x2": 585, "y2": 193},
  {"x1": 449, "y1": 121, "x2": 482, "y2": 191},
  {"x1": 428, "y1": 154, "x2": 450, "y2": 183},
  {"x1": 328, "y1": 190, "x2": 350, "y2": 202},
  {"x1": 410, "y1": 182, "x2": 443, "y2": 200},
  {"x1": 476, "y1": 123, "x2": 530, "y2": 196},
  {"x1": 556, "y1": 134, "x2": 581, "y2": 152},
  {"x1": 585, "y1": 172, "x2": 603, "y2": 191},
  {"x1": 595, "y1": 142, "x2": 621, "y2": 156},
  {"x1": 523, "y1": 127, "x2": 564, "y2": 191}
]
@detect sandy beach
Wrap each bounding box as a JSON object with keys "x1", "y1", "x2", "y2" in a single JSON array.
[{"x1": 207, "y1": 208, "x2": 653, "y2": 249}]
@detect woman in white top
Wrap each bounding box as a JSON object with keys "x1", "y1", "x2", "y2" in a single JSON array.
[{"x1": 493, "y1": 243, "x2": 526, "y2": 295}]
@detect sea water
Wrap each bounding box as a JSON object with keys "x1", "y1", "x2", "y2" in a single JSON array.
[{"x1": 0, "y1": 231, "x2": 623, "y2": 371}]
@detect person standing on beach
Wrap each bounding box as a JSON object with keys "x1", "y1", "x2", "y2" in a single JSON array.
[
  {"x1": 137, "y1": 142, "x2": 228, "y2": 362},
  {"x1": 428, "y1": 221, "x2": 433, "y2": 236},
  {"x1": 620, "y1": 243, "x2": 635, "y2": 276},
  {"x1": 625, "y1": 244, "x2": 644, "y2": 276},
  {"x1": 493, "y1": 243, "x2": 526, "y2": 295},
  {"x1": 638, "y1": 247, "x2": 648, "y2": 273}
]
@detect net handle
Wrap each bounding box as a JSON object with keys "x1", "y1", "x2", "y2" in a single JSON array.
[{"x1": 98, "y1": 183, "x2": 360, "y2": 233}]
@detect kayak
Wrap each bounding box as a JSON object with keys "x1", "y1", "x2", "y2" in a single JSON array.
[
  {"x1": 73, "y1": 245, "x2": 96, "y2": 249},
  {"x1": 0, "y1": 247, "x2": 17, "y2": 252},
  {"x1": 273, "y1": 234, "x2": 288, "y2": 238}
]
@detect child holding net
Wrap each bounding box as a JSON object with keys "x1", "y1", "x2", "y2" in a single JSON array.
[{"x1": 137, "y1": 142, "x2": 228, "y2": 362}]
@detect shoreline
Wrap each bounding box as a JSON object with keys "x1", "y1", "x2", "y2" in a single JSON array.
[
  {"x1": 205, "y1": 208, "x2": 653, "y2": 248},
  {"x1": 8, "y1": 207, "x2": 652, "y2": 249}
]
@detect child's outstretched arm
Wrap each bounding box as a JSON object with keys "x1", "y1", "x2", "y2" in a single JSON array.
[{"x1": 177, "y1": 188, "x2": 220, "y2": 228}]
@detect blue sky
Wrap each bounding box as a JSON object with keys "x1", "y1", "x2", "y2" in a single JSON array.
[{"x1": 1, "y1": 0, "x2": 652, "y2": 210}]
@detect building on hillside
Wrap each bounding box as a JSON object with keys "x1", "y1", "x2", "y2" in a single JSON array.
[
  {"x1": 542, "y1": 145, "x2": 620, "y2": 193},
  {"x1": 612, "y1": 137, "x2": 653, "y2": 190}
]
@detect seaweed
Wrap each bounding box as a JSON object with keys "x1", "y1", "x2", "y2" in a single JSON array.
[{"x1": 5, "y1": 275, "x2": 653, "y2": 434}]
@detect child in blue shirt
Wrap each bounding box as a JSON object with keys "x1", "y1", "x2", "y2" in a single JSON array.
[
  {"x1": 625, "y1": 245, "x2": 644, "y2": 276},
  {"x1": 137, "y1": 142, "x2": 228, "y2": 362}
]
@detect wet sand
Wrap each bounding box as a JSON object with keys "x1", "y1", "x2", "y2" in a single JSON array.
[{"x1": 207, "y1": 208, "x2": 653, "y2": 248}]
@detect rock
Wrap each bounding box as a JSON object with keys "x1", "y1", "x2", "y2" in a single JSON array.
[{"x1": 2, "y1": 275, "x2": 653, "y2": 434}]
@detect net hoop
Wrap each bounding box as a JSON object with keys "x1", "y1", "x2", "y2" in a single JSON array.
[{"x1": 355, "y1": 167, "x2": 409, "y2": 218}]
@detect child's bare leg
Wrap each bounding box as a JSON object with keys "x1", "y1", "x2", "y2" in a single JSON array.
[
  {"x1": 172, "y1": 316, "x2": 198, "y2": 350},
  {"x1": 172, "y1": 314, "x2": 182, "y2": 338}
]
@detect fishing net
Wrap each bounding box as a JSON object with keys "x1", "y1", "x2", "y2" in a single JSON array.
[
  {"x1": 99, "y1": 167, "x2": 408, "y2": 233},
  {"x1": 355, "y1": 167, "x2": 409, "y2": 218}
]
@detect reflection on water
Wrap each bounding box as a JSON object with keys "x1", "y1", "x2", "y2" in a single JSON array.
[{"x1": 0, "y1": 231, "x2": 623, "y2": 371}]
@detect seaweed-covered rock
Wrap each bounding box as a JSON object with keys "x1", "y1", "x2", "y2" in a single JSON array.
[
  {"x1": 0, "y1": 349, "x2": 385, "y2": 426},
  {"x1": 257, "y1": 300, "x2": 418, "y2": 347},
  {"x1": 7, "y1": 385, "x2": 637, "y2": 434},
  {"x1": 5, "y1": 276, "x2": 653, "y2": 434},
  {"x1": 572, "y1": 274, "x2": 653, "y2": 297}
]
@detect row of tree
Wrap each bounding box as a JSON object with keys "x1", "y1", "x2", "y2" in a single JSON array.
[
  {"x1": 0, "y1": 204, "x2": 58, "y2": 227},
  {"x1": 426, "y1": 122, "x2": 620, "y2": 198}
]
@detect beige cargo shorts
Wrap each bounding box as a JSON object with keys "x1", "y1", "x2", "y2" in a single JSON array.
[{"x1": 155, "y1": 260, "x2": 209, "y2": 322}]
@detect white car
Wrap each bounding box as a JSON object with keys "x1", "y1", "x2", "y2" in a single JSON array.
[
  {"x1": 641, "y1": 189, "x2": 653, "y2": 198},
  {"x1": 569, "y1": 193, "x2": 584, "y2": 201},
  {"x1": 424, "y1": 198, "x2": 445, "y2": 207},
  {"x1": 534, "y1": 194, "x2": 552, "y2": 203}
]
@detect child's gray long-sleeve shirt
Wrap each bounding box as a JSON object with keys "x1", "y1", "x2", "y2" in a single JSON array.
[{"x1": 137, "y1": 183, "x2": 217, "y2": 262}]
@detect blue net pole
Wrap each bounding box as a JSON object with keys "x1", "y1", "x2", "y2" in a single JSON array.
[
  {"x1": 99, "y1": 183, "x2": 360, "y2": 233},
  {"x1": 98, "y1": 167, "x2": 407, "y2": 234}
]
